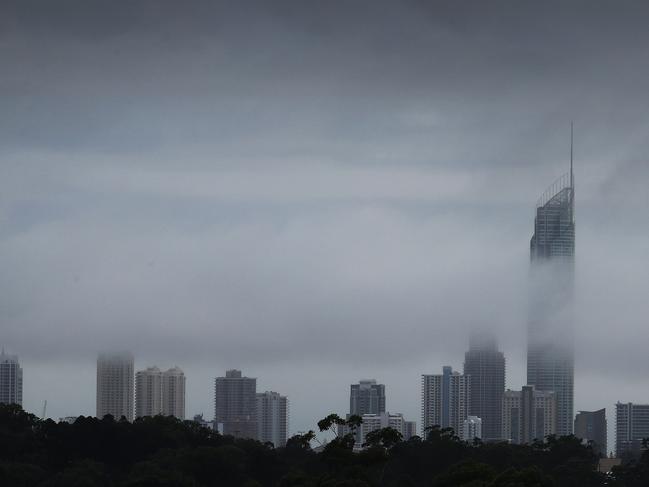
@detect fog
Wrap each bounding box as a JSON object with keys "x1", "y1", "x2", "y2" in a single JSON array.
[{"x1": 1, "y1": 1, "x2": 648, "y2": 447}]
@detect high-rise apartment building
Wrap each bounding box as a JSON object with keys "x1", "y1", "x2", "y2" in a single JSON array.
[
  {"x1": 214, "y1": 369, "x2": 257, "y2": 439},
  {"x1": 421, "y1": 366, "x2": 471, "y2": 438},
  {"x1": 162, "y1": 367, "x2": 185, "y2": 419},
  {"x1": 528, "y1": 140, "x2": 576, "y2": 437},
  {"x1": 463, "y1": 333, "x2": 505, "y2": 441},
  {"x1": 135, "y1": 367, "x2": 162, "y2": 418},
  {"x1": 0, "y1": 350, "x2": 23, "y2": 406},
  {"x1": 97, "y1": 352, "x2": 134, "y2": 421},
  {"x1": 574, "y1": 409, "x2": 607, "y2": 457},
  {"x1": 256, "y1": 391, "x2": 288, "y2": 447},
  {"x1": 350, "y1": 380, "x2": 386, "y2": 416},
  {"x1": 136, "y1": 366, "x2": 186, "y2": 419},
  {"x1": 616, "y1": 402, "x2": 649, "y2": 459},
  {"x1": 502, "y1": 385, "x2": 556, "y2": 444}
]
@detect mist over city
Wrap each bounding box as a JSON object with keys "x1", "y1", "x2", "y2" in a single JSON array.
[{"x1": 1, "y1": 1, "x2": 649, "y2": 485}]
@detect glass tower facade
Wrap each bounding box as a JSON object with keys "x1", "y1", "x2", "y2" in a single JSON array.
[{"x1": 527, "y1": 170, "x2": 575, "y2": 437}]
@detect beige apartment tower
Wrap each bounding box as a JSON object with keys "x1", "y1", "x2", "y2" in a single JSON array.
[
  {"x1": 97, "y1": 352, "x2": 134, "y2": 421},
  {"x1": 135, "y1": 367, "x2": 162, "y2": 418},
  {"x1": 136, "y1": 366, "x2": 186, "y2": 419},
  {"x1": 162, "y1": 366, "x2": 185, "y2": 419}
]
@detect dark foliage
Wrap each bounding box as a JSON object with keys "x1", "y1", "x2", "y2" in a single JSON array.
[{"x1": 0, "y1": 404, "x2": 647, "y2": 486}]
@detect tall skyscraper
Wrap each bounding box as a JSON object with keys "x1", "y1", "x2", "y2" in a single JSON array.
[
  {"x1": 615, "y1": 402, "x2": 649, "y2": 459},
  {"x1": 256, "y1": 391, "x2": 288, "y2": 447},
  {"x1": 463, "y1": 332, "x2": 505, "y2": 441},
  {"x1": 574, "y1": 409, "x2": 607, "y2": 457},
  {"x1": 350, "y1": 379, "x2": 386, "y2": 416},
  {"x1": 528, "y1": 130, "x2": 576, "y2": 436},
  {"x1": 162, "y1": 367, "x2": 185, "y2": 419},
  {"x1": 502, "y1": 385, "x2": 556, "y2": 444},
  {"x1": 0, "y1": 350, "x2": 23, "y2": 406},
  {"x1": 97, "y1": 352, "x2": 134, "y2": 421},
  {"x1": 135, "y1": 367, "x2": 162, "y2": 418},
  {"x1": 214, "y1": 369, "x2": 257, "y2": 439},
  {"x1": 421, "y1": 366, "x2": 471, "y2": 438}
]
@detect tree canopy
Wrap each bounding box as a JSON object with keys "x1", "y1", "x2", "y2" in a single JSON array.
[{"x1": 0, "y1": 404, "x2": 647, "y2": 486}]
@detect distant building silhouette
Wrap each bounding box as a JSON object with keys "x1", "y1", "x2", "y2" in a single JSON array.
[
  {"x1": 214, "y1": 369, "x2": 257, "y2": 439},
  {"x1": 350, "y1": 380, "x2": 386, "y2": 416},
  {"x1": 421, "y1": 366, "x2": 471, "y2": 439},
  {"x1": 0, "y1": 350, "x2": 22, "y2": 406},
  {"x1": 256, "y1": 391, "x2": 288, "y2": 447},
  {"x1": 502, "y1": 385, "x2": 556, "y2": 444},
  {"x1": 574, "y1": 409, "x2": 607, "y2": 457},
  {"x1": 528, "y1": 148, "x2": 576, "y2": 436},
  {"x1": 97, "y1": 352, "x2": 134, "y2": 421},
  {"x1": 616, "y1": 402, "x2": 649, "y2": 459},
  {"x1": 135, "y1": 366, "x2": 186, "y2": 419},
  {"x1": 463, "y1": 332, "x2": 505, "y2": 441}
]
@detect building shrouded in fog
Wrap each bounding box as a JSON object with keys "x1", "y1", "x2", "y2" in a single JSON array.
[
  {"x1": 527, "y1": 138, "x2": 576, "y2": 437},
  {"x1": 0, "y1": 350, "x2": 22, "y2": 406},
  {"x1": 97, "y1": 352, "x2": 134, "y2": 421},
  {"x1": 464, "y1": 333, "x2": 505, "y2": 441}
]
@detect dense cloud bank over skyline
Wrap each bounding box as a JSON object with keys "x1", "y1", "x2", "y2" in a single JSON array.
[{"x1": 1, "y1": 1, "x2": 648, "y2": 439}]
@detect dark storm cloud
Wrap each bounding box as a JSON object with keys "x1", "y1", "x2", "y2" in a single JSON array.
[{"x1": 0, "y1": 1, "x2": 648, "y2": 435}]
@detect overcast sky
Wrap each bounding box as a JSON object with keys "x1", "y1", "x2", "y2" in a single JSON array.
[{"x1": 1, "y1": 1, "x2": 648, "y2": 447}]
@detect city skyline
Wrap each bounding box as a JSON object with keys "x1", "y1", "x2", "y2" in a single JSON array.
[{"x1": 2, "y1": 0, "x2": 649, "y2": 456}]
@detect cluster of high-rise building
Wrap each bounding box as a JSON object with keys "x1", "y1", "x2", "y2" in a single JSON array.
[
  {"x1": 96, "y1": 352, "x2": 185, "y2": 422},
  {"x1": 213, "y1": 369, "x2": 289, "y2": 447},
  {"x1": 420, "y1": 338, "x2": 560, "y2": 446},
  {"x1": 338, "y1": 379, "x2": 416, "y2": 450},
  {"x1": 2, "y1": 147, "x2": 649, "y2": 459},
  {"x1": 418, "y1": 159, "x2": 580, "y2": 447}
]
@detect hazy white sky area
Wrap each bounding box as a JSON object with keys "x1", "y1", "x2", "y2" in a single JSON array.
[{"x1": 1, "y1": 1, "x2": 648, "y2": 447}]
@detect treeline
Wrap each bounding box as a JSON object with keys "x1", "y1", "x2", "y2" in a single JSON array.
[{"x1": 0, "y1": 404, "x2": 647, "y2": 486}]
